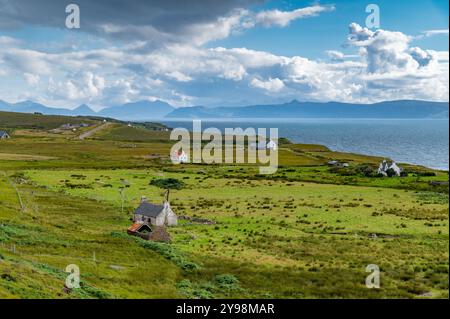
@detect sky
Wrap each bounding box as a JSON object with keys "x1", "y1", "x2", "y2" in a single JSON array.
[{"x1": 0, "y1": 0, "x2": 448, "y2": 109}]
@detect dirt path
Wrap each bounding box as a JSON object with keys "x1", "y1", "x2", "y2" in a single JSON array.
[{"x1": 78, "y1": 122, "x2": 113, "y2": 140}]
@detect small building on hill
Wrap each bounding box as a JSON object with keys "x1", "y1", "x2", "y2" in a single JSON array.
[
  {"x1": 59, "y1": 123, "x2": 90, "y2": 130},
  {"x1": 0, "y1": 131, "x2": 10, "y2": 139},
  {"x1": 133, "y1": 198, "x2": 178, "y2": 227},
  {"x1": 171, "y1": 150, "x2": 189, "y2": 164},
  {"x1": 327, "y1": 160, "x2": 349, "y2": 168},
  {"x1": 128, "y1": 196, "x2": 177, "y2": 242},
  {"x1": 127, "y1": 222, "x2": 153, "y2": 239},
  {"x1": 377, "y1": 160, "x2": 402, "y2": 177},
  {"x1": 127, "y1": 223, "x2": 171, "y2": 242},
  {"x1": 266, "y1": 139, "x2": 278, "y2": 150},
  {"x1": 250, "y1": 139, "x2": 278, "y2": 150}
]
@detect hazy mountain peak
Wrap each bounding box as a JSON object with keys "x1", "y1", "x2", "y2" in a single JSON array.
[
  {"x1": 73, "y1": 104, "x2": 96, "y2": 115},
  {"x1": 98, "y1": 99, "x2": 175, "y2": 120},
  {"x1": 74, "y1": 104, "x2": 94, "y2": 111}
]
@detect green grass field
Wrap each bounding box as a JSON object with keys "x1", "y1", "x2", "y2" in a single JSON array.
[{"x1": 0, "y1": 111, "x2": 448, "y2": 299}]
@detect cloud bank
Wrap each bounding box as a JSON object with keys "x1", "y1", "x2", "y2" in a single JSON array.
[{"x1": 0, "y1": 1, "x2": 448, "y2": 108}]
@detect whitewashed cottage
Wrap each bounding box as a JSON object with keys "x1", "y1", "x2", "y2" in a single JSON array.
[
  {"x1": 251, "y1": 139, "x2": 278, "y2": 150},
  {"x1": 378, "y1": 160, "x2": 402, "y2": 176},
  {"x1": 266, "y1": 139, "x2": 278, "y2": 150},
  {"x1": 0, "y1": 131, "x2": 10, "y2": 139},
  {"x1": 132, "y1": 198, "x2": 178, "y2": 227},
  {"x1": 171, "y1": 150, "x2": 189, "y2": 164}
]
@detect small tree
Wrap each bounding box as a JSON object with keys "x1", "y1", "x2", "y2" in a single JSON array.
[{"x1": 150, "y1": 178, "x2": 185, "y2": 190}]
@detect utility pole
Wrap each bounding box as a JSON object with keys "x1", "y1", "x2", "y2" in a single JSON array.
[{"x1": 119, "y1": 188, "x2": 125, "y2": 214}]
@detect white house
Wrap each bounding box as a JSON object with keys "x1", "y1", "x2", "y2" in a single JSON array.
[
  {"x1": 0, "y1": 131, "x2": 10, "y2": 139},
  {"x1": 378, "y1": 160, "x2": 402, "y2": 177},
  {"x1": 266, "y1": 139, "x2": 278, "y2": 150},
  {"x1": 250, "y1": 140, "x2": 278, "y2": 150},
  {"x1": 171, "y1": 150, "x2": 189, "y2": 164},
  {"x1": 132, "y1": 199, "x2": 178, "y2": 227}
]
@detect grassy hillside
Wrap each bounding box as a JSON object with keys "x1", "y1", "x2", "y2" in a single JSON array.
[
  {"x1": 0, "y1": 114, "x2": 448, "y2": 299},
  {"x1": 0, "y1": 111, "x2": 98, "y2": 131},
  {"x1": 95, "y1": 124, "x2": 171, "y2": 142}
]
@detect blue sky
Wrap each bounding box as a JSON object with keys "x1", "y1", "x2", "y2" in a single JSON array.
[
  {"x1": 211, "y1": 0, "x2": 449, "y2": 58},
  {"x1": 0, "y1": 0, "x2": 448, "y2": 109}
]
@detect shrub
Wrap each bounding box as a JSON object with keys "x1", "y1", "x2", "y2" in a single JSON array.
[
  {"x1": 214, "y1": 274, "x2": 242, "y2": 291},
  {"x1": 111, "y1": 232, "x2": 200, "y2": 271},
  {"x1": 386, "y1": 168, "x2": 397, "y2": 177},
  {"x1": 357, "y1": 165, "x2": 376, "y2": 177},
  {"x1": 416, "y1": 171, "x2": 436, "y2": 177},
  {"x1": 139, "y1": 240, "x2": 200, "y2": 271}
]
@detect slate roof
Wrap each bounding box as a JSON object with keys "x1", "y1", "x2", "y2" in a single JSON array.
[{"x1": 134, "y1": 201, "x2": 164, "y2": 218}]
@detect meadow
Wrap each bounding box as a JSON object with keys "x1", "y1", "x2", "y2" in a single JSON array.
[{"x1": 0, "y1": 111, "x2": 448, "y2": 298}]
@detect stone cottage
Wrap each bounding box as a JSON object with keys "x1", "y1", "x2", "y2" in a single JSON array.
[{"x1": 132, "y1": 198, "x2": 178, "y2": 227}]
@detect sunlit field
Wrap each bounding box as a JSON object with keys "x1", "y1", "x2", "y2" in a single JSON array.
[{"x1": 0, "y1": 112, "x2": 448, "y2": 298}]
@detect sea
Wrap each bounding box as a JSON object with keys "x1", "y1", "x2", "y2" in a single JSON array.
[{"x1": 162, "y1": 118, "x2": 449, "y2": 171}]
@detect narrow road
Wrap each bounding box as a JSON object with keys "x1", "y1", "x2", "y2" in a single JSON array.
[{"x1": 79, "y1": 122, "x2": 112, "y2": 140}]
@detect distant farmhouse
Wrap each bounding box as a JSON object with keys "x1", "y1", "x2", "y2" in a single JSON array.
[
  {"x1": 266, "y1": 139, "x2": 278, "y2": 150},
  {"x1": 378, "y1": 160, "x2": 402, "y2": 177},
  {"x1": 327, "y1": 160, "x2": 349, "y2": 168},
  {"x1": 0, "y1": 130, "x2": 10, "y2": 139},
  {"x1": 60, "y1": 123, "x2": 90, "y2": 130},
  {"x1": 171, "y1": 150, "x2": 189, "y2": 164},
  {"x1": 128, "y1": 195, "x2": 178, "y2": 241},
  {"x1": 250, "y1": 139, "x2": 278, "y2": 150}
]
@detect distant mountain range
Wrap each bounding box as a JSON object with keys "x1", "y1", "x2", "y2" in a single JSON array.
[
  {"x1": 0, "y1": 100, "x2": 174, "y2": 120},
  {"x1": 166, "y1": 100, "x2": 449, "y2": 119},
  {"x1": 0, "y1": 99, "x2": 448, "y2": 120},
  {"x1": 99, "y1": 100, "x2": 175, "y2": 120}
]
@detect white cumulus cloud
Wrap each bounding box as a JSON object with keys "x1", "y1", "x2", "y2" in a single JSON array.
[
  {"x1": 254, "y1": 5, "x2": 334, "y2": 27},
  {"x1": 251, "y1": 77, "x2": 285, "y2": 92}
]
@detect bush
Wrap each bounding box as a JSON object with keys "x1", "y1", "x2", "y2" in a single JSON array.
[
  {"x1": 111, "y1": 232, "x2": 200, "y2": 271},
  {"x1": 139, "y1": 240, "x2": 200, "y2": 271},
  {"x1": 357, "y1": 165, "x2": 376, "y2": 177},
  {"x1": 386, "y1": 168, "x2": 397, "y2": 177},
  {"x1": 214, "y1": 274, "x2": 242, "y2": 291},
  {"x1": 176, "y1": 279, "x2": 214, "y2": 299},
  {"x1": 416, "y1": 171, "x2": 436, "y2": 177}
]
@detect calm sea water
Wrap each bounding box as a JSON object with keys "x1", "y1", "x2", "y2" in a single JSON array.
[{"x1": 162, "y1": 119, "x2": 449, "y2": 170}]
